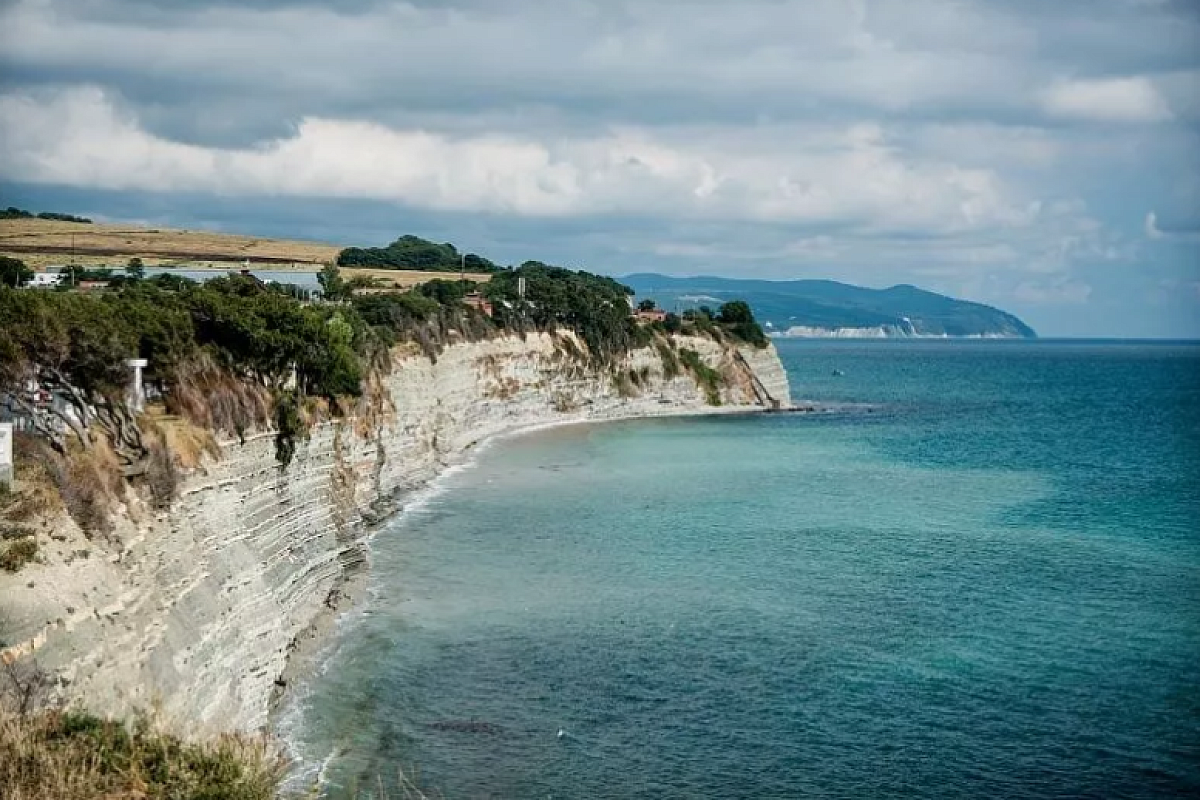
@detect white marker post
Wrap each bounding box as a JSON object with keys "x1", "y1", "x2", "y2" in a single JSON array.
[
  {"x1": 126, "y1": 359, "x2": 149, "y2": 413},
  {"x1": 0, "y1": 422, "x2": 13, "y2": 490}
]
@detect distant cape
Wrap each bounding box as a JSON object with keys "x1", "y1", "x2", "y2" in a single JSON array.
[{"x1": 623, "y1": 274, "x2": 1036, "y2": 339}]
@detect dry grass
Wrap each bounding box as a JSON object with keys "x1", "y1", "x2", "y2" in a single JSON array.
[
  {"x1": 168, "y1": 358, "x2": 273, "y2": 441},
  {"x1": 154, "y1": 413, "x2": 221, "y2": 471},
  {"x1": 0, "y1": 657, "x2": 440, "y2": 800},
  {"x1": 342, "y1": 267, "x2": 493, "y2": 290},
  {"x1": 0, "y1": 218, "x2": 340, "y2": 269},
  {"x1": 0, "y1": 707, "x2": 285, "y2": 800},
  {"x1": 3, "y1": 437, "x2": 64, "y2": 522},
  {"x1": 0, "y1": 219, "x2": 494, "y2": 292},
  {"x1": 58, "y1": 437, "x2": 126, "y2": 537}
]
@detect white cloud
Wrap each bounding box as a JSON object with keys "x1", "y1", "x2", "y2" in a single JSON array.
[
  {"x1": 0, "y1": 86, "x2": 1038, "y2": 234},
  {"x1": 0, "y1": 0, "x2": 1195, "y2": 335},
  {"x1": 1038, "y1": 77, "x2": 1172, "y2": 122}
]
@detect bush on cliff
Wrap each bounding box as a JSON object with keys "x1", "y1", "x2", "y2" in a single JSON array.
[
  {"x1": 484, "y1": 262, "x2": 641, "y2": 364},
  {"x1": 678, "y1": 347, "x2": 724, "y2": 406},
  {"x1": 0, "y1": 707, "x2": 283, "y2": 800}
]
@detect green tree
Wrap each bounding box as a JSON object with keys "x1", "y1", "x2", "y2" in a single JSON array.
[
  {"x1": 717, "y1": 300, "x2": 754, "y2": 324},
  {"x1": 336, "y1": 235, "x2": 499, "y2": 272},
  {"x1": 418, "y1": 278, "x2": 472, "y2": 306},
  {"x1": 0, "y1": 256, "x2": 33, "y2": 287},
  {"x1": 317, "y1": 263, "x2": 348, "y2": 301},
  {"x1": 637, "y1": 298, "x2": 657, "y2": 312},
  {"x1": 125, "y1": 258, "x2": 146, "y2": 280}
]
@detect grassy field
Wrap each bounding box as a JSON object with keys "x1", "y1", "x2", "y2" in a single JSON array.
[
  {"x1": 343, "y1": 266, "x2": 494, "y2": 290},
  {"x1": 0, "y1": 218, "x2": 341, "y2": 269},
  {"x1": 0, "y1": 218, "x2": 493, "y2": 287}
]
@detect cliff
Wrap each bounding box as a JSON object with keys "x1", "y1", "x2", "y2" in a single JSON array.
[{"x1": 0, "y1": 333, "x2": 789, "y2": 736}]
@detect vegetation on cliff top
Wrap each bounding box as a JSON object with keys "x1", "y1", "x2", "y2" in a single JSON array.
[
  {"x1": 0, "y1": 246, "x2": 766, "y2": 537},
  {"x1": 338, "y1": 234, "x2": 500, "y2": 272}
]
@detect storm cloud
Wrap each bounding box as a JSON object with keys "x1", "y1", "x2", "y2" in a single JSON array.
[{"x1": 1, "y1": 0, "x2": 1197, "y2": 335}]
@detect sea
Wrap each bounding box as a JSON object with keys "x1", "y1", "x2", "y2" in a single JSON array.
[{"x1": 280, "y1": 339, "x2": 1200, "y2": 799}]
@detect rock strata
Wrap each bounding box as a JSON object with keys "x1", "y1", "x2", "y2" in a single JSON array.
[{"x1": 0, "y1": 333, "x2": 789, "y2": 735}]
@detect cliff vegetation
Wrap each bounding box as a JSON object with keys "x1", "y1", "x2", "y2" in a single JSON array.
[{"x1": 0, "y1": 255, "x2": 767, "y2": 539}]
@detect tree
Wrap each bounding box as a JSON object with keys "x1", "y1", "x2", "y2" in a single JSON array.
[
  {"x1": 0, "y1": 257, "x2": 33, "y2": 288},
  {"x1": 637, "y1": 298, "x2": 657, "y2": 312},
  {"x1": 126, "y1": 258, "x2": 146, "y2": 281},
  {"x1": 317, "y1": 263, "x2": 348, "y2": 301},
  {"x1": 336, "y1": 234, "x2": 499, "y2": 272},
  {"x1": 718, "y1": 300, "x2": 754, "y2": 324},
  {"x1": 418, "y1": 278, "x2": 472, "y2": 306}
]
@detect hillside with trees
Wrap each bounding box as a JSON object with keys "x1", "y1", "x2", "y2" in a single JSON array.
[
  {"x1": 625, "y1": 273, "x2": 1037, "y2": 338},
  {"x1": 337, "y1": 235, "x2": 500, "y2": 272},
  {"x1": 1, "y1": 206, "x2": 93, "y2": 224},
  {"x1": 1, "y1": 247, "x2": 767, "y2": 542}
]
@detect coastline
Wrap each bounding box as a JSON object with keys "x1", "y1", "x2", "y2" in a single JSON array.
[
  {"x1": 1, "y1": 332, "x2": 792, "y2": 740},
  {"x1": 267, "y1": 401, "x2": 773, "y2": 716},
  {"x1": 270, "y1": 401, "x2": 779, "y2": 793}
]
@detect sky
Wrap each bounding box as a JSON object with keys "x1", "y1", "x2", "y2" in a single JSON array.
[{"x1": 0, "y1": 0, "x2": 1197, "y2": 337}]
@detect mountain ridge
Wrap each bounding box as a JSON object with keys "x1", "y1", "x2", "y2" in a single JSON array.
[{"x1": 623, "y1": 273, "x2": 1037, "y2": 339}]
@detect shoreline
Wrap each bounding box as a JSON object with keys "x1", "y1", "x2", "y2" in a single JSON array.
[
  {"x1": 267, "y1": 401, "x2": 786, "y2": 787},
  {"x1": 1, "y1": 331, "x2": 793, "y2": 743}
]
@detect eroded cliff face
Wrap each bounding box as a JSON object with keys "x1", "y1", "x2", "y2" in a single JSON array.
[{"x1": 0, "y1": 333, "x2": 789, "y2": 735}]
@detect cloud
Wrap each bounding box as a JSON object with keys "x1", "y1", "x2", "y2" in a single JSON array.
[
  {"x1": 0, "y1": 86, "x2": 1041, "y2": 234},
  {"x1": 1038, "y1": 77, "x2": 1172, "y2": 122},
  {"x1": 0, "y1": 0, "x2": 1197, "y2": 335}
]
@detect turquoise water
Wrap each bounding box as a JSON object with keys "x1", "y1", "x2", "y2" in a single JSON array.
[{"x1": 285, "y1": 340, "x2": 1200, "y2": 798}]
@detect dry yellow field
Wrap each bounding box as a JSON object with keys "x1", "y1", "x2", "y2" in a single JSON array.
[
  {"x1": 0, "y1": 218, "x2": 341, "y2": 269},
  {"x1": 1, "y1": 218, "x2": 493, "y2": 287},
  {"x1": 342, "y1": 267, "x2": 494, "y2": 290}
]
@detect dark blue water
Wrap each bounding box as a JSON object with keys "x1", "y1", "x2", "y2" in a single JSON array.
[{"x1": 286, "y1": 340, "x2": 1200, "y2": 798}]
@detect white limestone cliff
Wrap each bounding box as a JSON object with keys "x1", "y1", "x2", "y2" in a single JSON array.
[{"x1": 0, "y1": 333, "x2": 789, "y2": 736}]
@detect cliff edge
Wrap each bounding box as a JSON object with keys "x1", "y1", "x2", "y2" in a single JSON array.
[{"x1": 0, "y1": 332, "x2": 790, "y2": 736}]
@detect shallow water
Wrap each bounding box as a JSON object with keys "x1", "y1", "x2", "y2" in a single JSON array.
[{"x1": 284, "y1": 340, "x2": 1200, "y2": 798}]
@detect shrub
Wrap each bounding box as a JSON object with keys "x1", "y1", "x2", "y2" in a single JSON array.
[
  {"x1": 273, "y1": 391, "x2": 305, "y2": 469},
  {"x1": 0, "y1": 537, "x2": 37, "y2": 572},
  {"x1": 678, "y1": 348, "x2": 723, "y2": 406},
  {"x1": 0, "y1": 708, "x2": 283, "y2": 800},
  {"x1": 655, "y1": 340, "x2": 681, "y2": 379}
]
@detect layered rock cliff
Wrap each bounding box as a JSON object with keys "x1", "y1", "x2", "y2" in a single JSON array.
[{"x1": 0, "y1": 333, "x2": 789, "y2": 736}]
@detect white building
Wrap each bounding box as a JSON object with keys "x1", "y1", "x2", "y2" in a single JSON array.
[{"x1": 29, "y1": 266, "x2": 67, "y2": 287}]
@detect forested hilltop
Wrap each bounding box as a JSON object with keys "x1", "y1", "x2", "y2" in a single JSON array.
[{"x1": 337, "y1": 234, "x2": 500, "y2": 272}]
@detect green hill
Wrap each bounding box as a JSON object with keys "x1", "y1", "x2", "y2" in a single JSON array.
[{"x1": 623, "y1": 274, "x2": 1036, "y2": 338}]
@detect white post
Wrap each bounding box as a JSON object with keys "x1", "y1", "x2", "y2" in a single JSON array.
[
  {"x1": 0, "y1": 422, "x2": 13, "y2": 490},
  {"x1": 126, "y1": 359, "x2": 149, "y2": 413}
]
